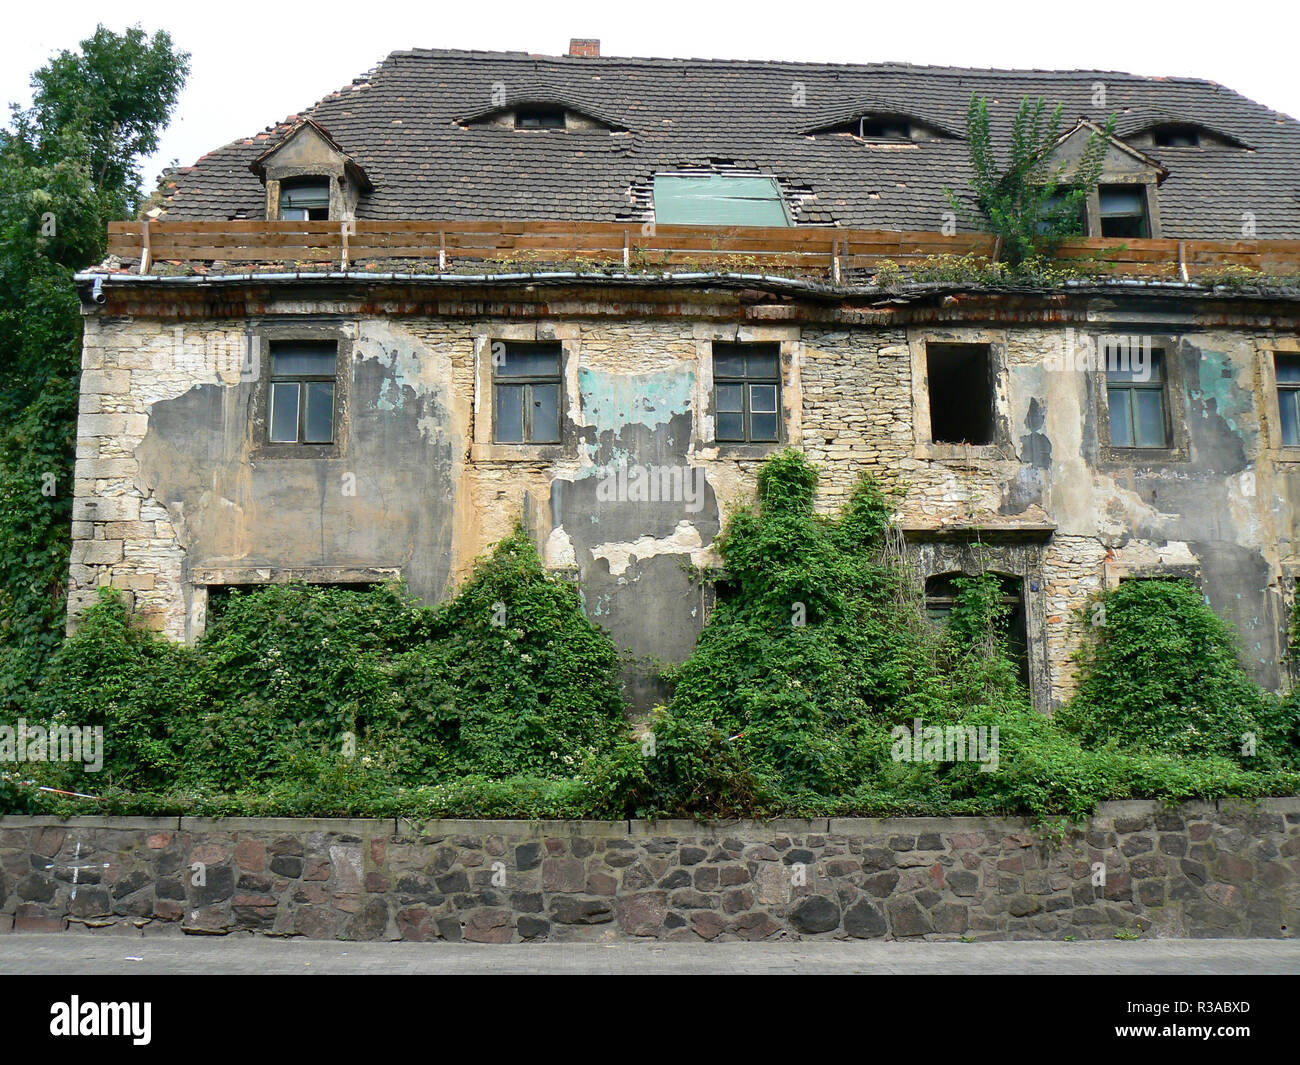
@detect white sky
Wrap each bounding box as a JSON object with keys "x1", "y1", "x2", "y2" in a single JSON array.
[{"x1": 5, "y1": 0, "x2": 1298, "y2": 190}]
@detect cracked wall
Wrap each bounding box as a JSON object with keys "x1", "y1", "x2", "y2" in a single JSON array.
[{"x1": 69, "y1": 293, "x2": 1300, "y2": 713}]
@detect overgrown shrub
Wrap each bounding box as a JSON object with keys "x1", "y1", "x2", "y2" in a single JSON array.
[
  {"x1": 7, "y1": 455, "x2": 1299, "y2": 820},
  {"x1": 1057, "y1": 579, "x2": 1294, "y2": 764},
  {"x1": 12, "y1": 526, "x2": 628, "y2": 807}
]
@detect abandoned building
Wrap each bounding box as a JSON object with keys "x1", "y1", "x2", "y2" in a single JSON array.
[{"x1": 69, "y1": 42, "x2": 1300, "y2": 711}]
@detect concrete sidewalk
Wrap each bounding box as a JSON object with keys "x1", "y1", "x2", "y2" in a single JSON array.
[{"x1": 1, "y1": 934, "x2": 1298, "y2": 974}]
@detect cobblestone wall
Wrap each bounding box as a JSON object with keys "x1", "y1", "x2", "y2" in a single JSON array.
[{"x1": 3, "y1": 802, "x2": 1297, "y2": 942}]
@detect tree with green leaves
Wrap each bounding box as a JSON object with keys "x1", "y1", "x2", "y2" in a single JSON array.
[
  {"x1": 0, "y1": 26, "x2": 188, "y2": 705},
  {"x1": 946, "y1": 95, "x2": 1116, "y2": 267}
]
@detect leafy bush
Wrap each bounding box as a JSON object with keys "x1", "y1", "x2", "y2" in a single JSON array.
[
  {"x1": 6, "y1": 454, "x2": 1299, "y2": 820},
  {"x1": 11, "y1": 527, "x2": 628, "y2": 808},
  {"x1": 1057, "y1": 579, "x2": 1292, "y2": 764}
]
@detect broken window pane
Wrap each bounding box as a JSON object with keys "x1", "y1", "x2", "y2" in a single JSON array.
[
  {"x1": 1107, "y1": 387, "x2": 1134, "y2": 447},
  {"x1": 653, "y1": 174, "x2": 792, "y2": 227},
  {"x1": 926, "y1": 343, "x2": 994, "y2": 445},
  {"x1": 1277, "y1": 355, "x2": 1300, "y2": 447},
  {"x1": 1098, "y1": 185, "x2": 1150, "y2": 238},
  {"x1": 530, "y1": 382, "x2": 561, "y2": 443},
  {"x1": 492, "y1": 341, "x2": 562, "y2": 444},
  {"x1": 279, "y1": 179, "x2": 331, "y2": 221},
  {"x1": 495, "y1": 384, "x2": 525, "y2": 442},
  {"x1": 304, "y1": 382, "x2": 335, "y2": 443},
  {"x1": 713, "y1": 343, "x2": 781, "y2": 444},
  {"x1": 270, "y1": 382, "x2": 300, "y2": 443},
  {"x1": 268, "y1": 340, "x2": 337, "y2": 445}
]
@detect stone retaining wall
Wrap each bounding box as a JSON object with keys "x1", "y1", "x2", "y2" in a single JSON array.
[{"x1": 2, "y1": 801, "x2": 1298, "y2": 942}]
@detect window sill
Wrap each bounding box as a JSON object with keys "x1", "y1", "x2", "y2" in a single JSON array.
[
  {"x1": 1270, "y1": 447, "x2": 1300, "y2": 463},
  {"x1": 708, "y1": 441, "x2": 783, "y2": 459},
  {"x1": 916, "y1": 441, "x2": 1007, "y2": 461},
  {"x1": 471, "y1": 442, "x2": 569, "y2": 463},
  {"x1": 1098, "y1": 445, "x2": 1188, "y2": 465},
  {"x1": 252, "y1": 441, "x2": 342, "y2": 460}
]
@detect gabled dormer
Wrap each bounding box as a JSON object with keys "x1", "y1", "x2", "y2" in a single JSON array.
[
  {"x1": 1046, "y1": 119, "x2": 1169, "y2": 238},
  {"x1": 250, "y1": 119, "x2": 373, "y2": 222}
]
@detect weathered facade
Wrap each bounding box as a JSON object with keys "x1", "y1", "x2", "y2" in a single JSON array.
[{"x1": 69, "y1": 46, "x2": 1300, "y2": 710}]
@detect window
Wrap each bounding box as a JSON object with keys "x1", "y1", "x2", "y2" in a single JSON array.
[
  {"x1": 1107, "y1": 348, "x2": 1169, "y2": 448},
  {"x1": 653, "y1": 174, "x2": 792, "y2": 227},
  {"x1": 278, "y1": 179, "x2": 331, "y2": 221},
  {"x1": 713, "y1": 343, "x2": 781, "y2": 443},
  {"x1": 515, "y1": 108, "x2": 566, "y2": 129},
  {"x1": 926, "y1": 343, "x2": 994, "y2": 445},
  {"x1": 1038, "y1": 187, "x2": 1085, "y2": 234},
  {"x1": 268, "y1": 341, "x2": 337, "y2": 444},
  {"x1": 1153, "y1": 125, "x2": 1200, "y2": 148},
  {"x1": 925, "y1": 572, "x2": 1029, "y2": 685},
  {"x1": 859, "y1": 117, "x2": 911, "y2": 140},
  {"x1": 1098, "y1": 185, "x2": 1150, "y2": 238},
  {"x1": 1276, "y1": 354, "x2": 1300, "y2": 447},
  {"x1": 493, "y1": 342, "x2": 562, "y2": 444}
]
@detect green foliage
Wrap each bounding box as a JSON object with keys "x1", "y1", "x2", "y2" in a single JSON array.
[
  {"x1": 0, "y1": 27, "x2": 189, "y2": 708},
  {"x1": 18, "y1": 25, "x2": 190, "y2": 212},
  {"x1": 382, "y1": 526, "x2": 629, "y2": 779},
  {"x1": 947, "y1": 95, "x2": 1115, "y2": 266},
  {"x1": 616, "y1": 451, "x2": 1299, "y2": 821},
  {"x1": 8, "y1": 528, "x2": 628, "y2": 810},
  {"x1": 31, "y1": 588, "x2": 195, "y2": 789},
  {"x1": 5, "y1": 453, "x2": 1298, "y2": 820},
  {"x1": 1059, "y1": 580, "x2": 1296, "y2": 765}
]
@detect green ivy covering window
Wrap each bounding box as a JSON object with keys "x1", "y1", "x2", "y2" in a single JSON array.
[{"x1": 653, "y1": 174, "x2": 792, "y2": 227}]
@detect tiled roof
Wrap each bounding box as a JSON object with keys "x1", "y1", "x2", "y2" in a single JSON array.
[{"x1": 159, "y1": 49, "x2": 1300, "y2": 238}]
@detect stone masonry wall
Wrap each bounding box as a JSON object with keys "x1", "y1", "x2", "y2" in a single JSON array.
[
  {"x1": 70, "y1": 300, "x2": 1300, "y2": 708},
  {"x1": 3, "y1": 802, "x2": 1297, "y2": 942}
]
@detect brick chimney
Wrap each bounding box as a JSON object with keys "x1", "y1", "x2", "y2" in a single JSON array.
[{"x1": 569, "y1": 39, "x2": 600, "y2": 57}]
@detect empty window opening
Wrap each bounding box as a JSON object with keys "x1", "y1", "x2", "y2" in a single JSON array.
[
  {"x1": 1107, "y1": 347, "x2": 1169, "y2": 448},
  {"x1": 268, "y1": 341, "x2": 337, "y2": 445},
  {"x1": 1153, "y1": 125, "x2": 1200, "y2": 148},
  {"x1": 493, "y1": 342, "x2": 562, "y2": 444},
  {"x1": 515, "y1": 108, "x2": 566, "y2": 129},
  {"x1": 859, "y1": 117, "x2": 912, "y2": 140},
  {"x1": 927, "y1": 343, "x2": 994, "y2": 445},
  {"x1": 925, "y1": 572, "x2": 1029, "y2": 686},
  {"x1": 1276, "y1": 354, "x2": 1300, "y2": 447},
  {"x1": 278, "y1": 179, "x2": 331, "y2": 221},
  {"x1": 713, "y1": 342, "x2": 781, "y2": 443},
  {"x1": 1098, "y1": 184, "x2": 1150, "y2": 238}
]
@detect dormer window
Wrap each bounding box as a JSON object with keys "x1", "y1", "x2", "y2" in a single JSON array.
[
  {"x1": 859, "y1": 117, "x2": 912, "y2": 141},
  {"x1": 1152, "y1": 124, "x2": 1200, "y2": 148},
  {"x1": 516, "y1": 107, "x2": 566, "y2": 129},
  {"x1": 278, "y1": 179, "x2": 332, "y2": 221},
  {"x1": 1098, "y1": 185, "x2": 1151, "y2": 238}
]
